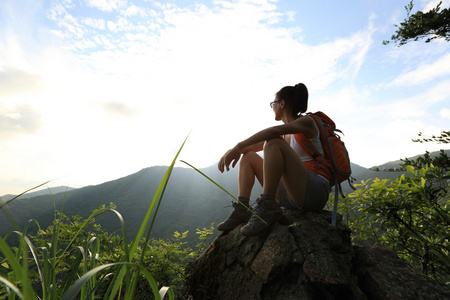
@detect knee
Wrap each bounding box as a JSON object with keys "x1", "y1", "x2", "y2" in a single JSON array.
[
  {"x1": 263, "y1": 137, "x2": 284, "y2": 150},
  {"x1": 241, "y1": 151, "x2": 258, "y2": 164},
  {"x1": 240, "y1": 151, "x2": 258, "y2": 166}
]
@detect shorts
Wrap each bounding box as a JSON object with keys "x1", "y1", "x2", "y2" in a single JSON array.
[{"x1": 278, "y1": 171, "x2": 331, "y2": 211}]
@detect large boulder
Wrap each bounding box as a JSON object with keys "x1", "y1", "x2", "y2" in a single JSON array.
[{"x1": 188, "y1": 210, "x2": 450, "y2": 300}]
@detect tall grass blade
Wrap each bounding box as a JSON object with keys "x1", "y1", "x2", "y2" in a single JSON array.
[
  {"x1": 61, "y1": 246, "x2": 85, "y2": 292},
  {"x1": 0, "y1": 276, "x2": 23, "y2": 299},
  {"x1": 0, "y1": 181, "x2": 51, "y2": 233},
  {"x1": 60, "y1": 262, "x2": 173, "y2": 300},
  {"x1": 180, "y1": 160, "x2": 237, "y2": 201},
  {"x1": 107, "y1": 133, "x2": 189, "y2": 300},
  {"x1": 0, "y1": 181, "x2": 51, "y2": 209},
  {"x1": 0, "y1": 237, "x2": 35, "y2": 299},
  {"x1": 131, "y1": 133, "x2": 189, "y2": 254},
  {"x1": 159, "y1": 286, "x2": 175, "y2": 299},
  {"x1": 180, "y1": 160, "x2": 267, "y2": 224}
]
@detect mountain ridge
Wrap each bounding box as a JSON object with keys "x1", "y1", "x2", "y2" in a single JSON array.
[{"x1": 1, "y1": 150, "x2": 448, "y2": 246}]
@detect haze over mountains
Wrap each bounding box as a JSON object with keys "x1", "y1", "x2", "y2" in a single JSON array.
[{"x1": 1, "y1": 151, "x2": 448, "y2": 245}]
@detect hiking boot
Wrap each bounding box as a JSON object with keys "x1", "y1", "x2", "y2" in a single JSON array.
[
  {"x1": 217, "y1": 201, "x2": 252, "y2": 231},
  {"x1": 240, "y1": 195, "x2": 283, "y2": 236}
]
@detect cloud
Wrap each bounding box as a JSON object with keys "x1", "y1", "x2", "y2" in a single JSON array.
[
  {"x1": 99, "y1": 100, "x2": 138, "y2": 117},
  {"x1": 390, "y1": 53, "x2": 450, "y2": 86},
  {"x1": 121, "y1": 4, "x2": 148, "y2": 17},
  {"x1": 440, "y1": 108, "x2": 450, "y2": 119},
  {"x1": 85, "y1": 0, "x2": 127, "y2": 12},
  {"x1": 421, "y1": 0, "x2": 450, "y2": 12},
  {"x1": 381, "y1": 80, "x2": 450, "y2": 123},
  {"x1": 81, "y1": 17, "x2": 106, "y2": 30},
  {"x1": 3, "y1": 0, "x2": 445, "y2": 195},
  {"x1": 0, "y1": 104, "x2": 42, "y2": 139},
  {"x1": 0, "y1": 68, "x2": 43, "y2": 96}
]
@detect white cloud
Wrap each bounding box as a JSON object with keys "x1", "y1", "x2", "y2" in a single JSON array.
[
  {"x1": 0, "y1": 0, "x2": 448, "y2": 195},
  {"x1": 390, "y1": 53, "x2": 450, "y2": 86},
  {"x1": 421, "y1": 0, "x2": 450, "y2": 12},
  {"x1": 0, "y1": 104, "x2": 42, "y2": 139},
  {"x1": 440, "y1": 108, "x2": 450, "y2": 119},
  {"x1": 122, "y1": 4, "x2": 148, "y2": 17},
  {"x1": 85, "y1": 0, "x2": 127, "y2": 12},
  {"x1": 0, "y1": 68, "x2": 43, "y2": 96},
  {"x1": 81, "y1": 17, "x2": 106, "y2": 30}
]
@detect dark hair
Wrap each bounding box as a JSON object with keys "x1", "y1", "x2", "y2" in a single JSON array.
[{"x1": 276, "y1": 83, "x2": 308, "y2": 117}]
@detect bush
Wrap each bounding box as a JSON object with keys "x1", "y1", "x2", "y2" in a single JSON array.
[{"x1": 345, "y1": 151, "x2": 450, "y2": 286}]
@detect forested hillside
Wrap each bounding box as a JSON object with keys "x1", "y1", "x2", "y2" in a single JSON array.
[{"x1": 1, "y1": 151, "x2": 448, "y2": 246}]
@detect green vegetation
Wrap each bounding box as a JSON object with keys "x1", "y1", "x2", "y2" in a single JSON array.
[
  {"x1": 413, "y1": 131, "x2": 450, "y2": 144},
  {"x1": 0, "y1": 135, "x2": 218, "y2": 299},
  {"x1": 383, "y1": 1, "x2": 450, "y2": 46},
  {"x1": 335, "y1": 150, "x2": 450, "y2": 287},
  {"x1": 0, "y1": 204, "x2": 214, "y2": 299},
  {"x1": 2, "y1": 129, "x2": 449, "y2": 297}
]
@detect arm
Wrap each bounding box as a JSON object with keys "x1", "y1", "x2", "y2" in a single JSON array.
[
  {"x1": 218, "y1": 116, "x2": 317, "y2": 172},
  {"x1": 240, "y1": 142, "x2": 264, "y2": 154}
]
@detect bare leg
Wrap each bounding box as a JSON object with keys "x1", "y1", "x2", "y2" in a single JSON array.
[
  {"x1": 238, "y1": 151, "x2": 263, "y2": 198},
  {"x1": 217, "y1": 152, "x2": 263, "y2": 232},
  {"x1": 262, "y1": 137, "x2": 308, "y2": 206},
  {"x1": 241, "y1": 138, "x2": 308, "y2": 236}
]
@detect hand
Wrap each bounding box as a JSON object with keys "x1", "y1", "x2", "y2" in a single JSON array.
[{"x1": 218, "y1": 146, "x2": 241, "y2": 173}]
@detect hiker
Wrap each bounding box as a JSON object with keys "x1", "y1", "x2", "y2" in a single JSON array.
[{"x1": 217, "y1": 83, "x2": 331, "y2": 236}]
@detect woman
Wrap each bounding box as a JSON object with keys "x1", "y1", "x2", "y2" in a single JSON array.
[{"x1": 217, "y1": 83, "x2": 331, "y2": 236}]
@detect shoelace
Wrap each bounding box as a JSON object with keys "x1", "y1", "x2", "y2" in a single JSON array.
[
  {"x1": 222, "y1": 201, "x2": 237, "y2": 209},
  {"x1": 247, "y1": 198, "x2": 264, "y2": 224}
]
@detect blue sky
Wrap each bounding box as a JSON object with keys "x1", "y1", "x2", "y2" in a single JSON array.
[{"x1": 1, "y1": 0, "x2": 449, "y2": 195}]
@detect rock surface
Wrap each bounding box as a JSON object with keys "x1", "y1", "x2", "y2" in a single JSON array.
[{"x1": 188, "y1": 210, "x2": 450, "y2": 300}]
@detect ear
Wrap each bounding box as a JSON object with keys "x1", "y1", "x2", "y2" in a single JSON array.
[{"x1": 280, "y1": 100, "x2": 286, "y2": 108}]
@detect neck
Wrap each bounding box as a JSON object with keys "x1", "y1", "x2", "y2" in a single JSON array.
[{"x1": 282, "y1": 113, "x2": 296, "y2": 124}]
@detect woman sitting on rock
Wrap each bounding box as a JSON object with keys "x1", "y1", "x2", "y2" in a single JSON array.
[{"x1": 217, "y1": 83, "x2": 331, "y2": 236}]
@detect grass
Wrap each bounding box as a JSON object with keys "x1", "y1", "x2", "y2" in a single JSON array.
[{"x1": 0, "y1": 135, "x2": 191, "y2": 300}]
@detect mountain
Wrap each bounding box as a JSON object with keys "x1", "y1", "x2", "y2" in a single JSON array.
[
  {"x1": 0, "y1": 165, "x2": 261, "y2": 246},
  {"x1": 370, "y1": 149, "x2": 450, "y2": 170},
  {"x1": 1, "y1": 151, "x2": 447, "y2": 246},
  {"x1": 0, "y1": 186, "x2": 75, "y2": 202}
]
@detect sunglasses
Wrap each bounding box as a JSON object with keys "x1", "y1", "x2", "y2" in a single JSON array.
[{"x1": 270, "y1": 100, "x2": 281, "y2": 108}]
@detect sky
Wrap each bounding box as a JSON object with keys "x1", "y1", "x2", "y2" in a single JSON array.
[{"x1": 1, "y1": 0, "x2": 449, "y2": 195}]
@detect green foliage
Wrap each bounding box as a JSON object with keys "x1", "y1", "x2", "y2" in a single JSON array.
[
  {"x1": 400, "y1": 149, "x2": 450, "y2": 172},
  {"x1": 344, "y1": 152, "x2": 450, "y2": 286},
  {"x1": 0, "y1": 135, "x2": 192, "y2": 299},
  {"x1": 0, "y1": 135, "x2": 218, "y2": 299},
  {"x1": 413, "y1": 131, "x2": 450, "y2": 144},
  {"x1": 383, "y1": 1, "x2": 450, "y2": 46},
  {"x1": 135, "y1": 225, "x2": 215, "y2": 299},
  {"x1": 1, "y1": 209, "x2": 214, "y2": 299}
]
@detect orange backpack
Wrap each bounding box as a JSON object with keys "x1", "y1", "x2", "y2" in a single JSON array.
[{"x1": 294, "y1": 111, "x2": 354, "y2": 226}]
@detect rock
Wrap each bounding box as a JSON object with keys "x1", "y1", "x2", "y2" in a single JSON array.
[
  {"x1": 353, "y1": 244, "x2": 450, "y2": 300},
  {"x1": 188, "y1": 210, "x2": 450, "y2": 300}
]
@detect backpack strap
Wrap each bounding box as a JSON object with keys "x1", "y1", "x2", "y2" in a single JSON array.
[
  {"x1": 295, "y1": 132, "x2": 340, "y2": 226},
  {"x1": 332, "y1": 178, "x2": 340, "y2": 226},
  {"x1": 294, "y1": 133, "x2": 325, "y2": 163}
]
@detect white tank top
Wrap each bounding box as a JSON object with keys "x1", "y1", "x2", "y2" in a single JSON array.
[{"x1": 290, "y1": 133, "x2": 325, "y2": 162}]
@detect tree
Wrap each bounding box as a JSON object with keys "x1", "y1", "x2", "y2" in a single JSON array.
[
  {"x1": 383, "y1": 1, "x2": 450, "y2": 46},
  {"x1": 347, "y1": 153, "x2": 450, "y2": 286},
  {"x1": 413, "y1": 131, "x2": 450, "y2": 144}
]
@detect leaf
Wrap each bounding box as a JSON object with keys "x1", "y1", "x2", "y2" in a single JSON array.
[
  {"x1": 406, "y1": 165, "x2": 415, "y2": 176},
  {"x1": 180, "y1": 160, "x2": 268, "y2": 225}
]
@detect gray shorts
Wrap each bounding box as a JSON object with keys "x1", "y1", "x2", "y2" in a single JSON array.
[{"x1": 278, "y1": 171, "x2": 331, "y2": 211}]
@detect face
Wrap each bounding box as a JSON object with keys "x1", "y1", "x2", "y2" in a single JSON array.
[{"x1": 271, "y1": 97, "x2": 283, "y2": 121}]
